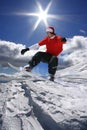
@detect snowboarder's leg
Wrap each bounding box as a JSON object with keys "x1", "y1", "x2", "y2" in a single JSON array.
[
  {"x1": 27, "y1": 51, "x2": 58, "y2": 81},
  {"x1": 28, "y1": 52, "x2": 42, "y2": 69},
  {"x1": 28, "y1": 51, "x2": 51, "y2": 69},
  {"x1": 48, "y1": 56, "x2": 58, "y2": 81}
]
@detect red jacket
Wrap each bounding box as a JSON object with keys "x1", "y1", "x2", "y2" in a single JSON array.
[{"x1": 38, "y1": 36, "x2": 66, "y2": 56}]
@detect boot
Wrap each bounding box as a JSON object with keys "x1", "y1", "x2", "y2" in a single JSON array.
[
  {"x1": 49, "y1": 75, "x2": 54, "y2": 81},
  {"x1": 24, "y1": 65, "x2": 32, "y2": 72}
]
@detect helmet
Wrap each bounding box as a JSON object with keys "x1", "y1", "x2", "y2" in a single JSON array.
[{"x1": 46, "y1": 26, "x2": 55, "y2": 34}]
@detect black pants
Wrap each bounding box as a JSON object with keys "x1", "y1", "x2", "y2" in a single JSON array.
[{"x1": 29, "y1": 51, "x2": 58, "y2": 75}]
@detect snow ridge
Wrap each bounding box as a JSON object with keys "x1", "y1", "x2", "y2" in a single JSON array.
[{"x1": 0, "y1": 79, "x2": 44, "y2": 130}]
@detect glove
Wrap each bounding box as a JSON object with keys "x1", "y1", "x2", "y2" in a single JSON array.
[
  {"x1": 21, "y1": 48, "x2": 29, "y2": 55},
  {"x1": 61, "y1": 37, "x2": 67, "y2": 42}
]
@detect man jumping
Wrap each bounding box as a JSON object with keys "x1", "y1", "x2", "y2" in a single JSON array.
[{"x1": 21, "y1": 26, "x2": 67, "y2": 81}]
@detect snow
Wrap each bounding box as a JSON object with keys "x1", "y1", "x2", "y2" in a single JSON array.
[
  {"x1": 0, "y1": 64, "x2": 87, "y2": 130},
  {"x1": 0, "y1": 36, "x2": 87, "y2": 130},
  {"x1": 0, "y1": 75, "x2": 44, "y2": 130}
]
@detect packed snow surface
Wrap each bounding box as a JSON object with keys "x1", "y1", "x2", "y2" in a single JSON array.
[{"x1": 0, "y1": 63, "x2": 87, "y2": 130}]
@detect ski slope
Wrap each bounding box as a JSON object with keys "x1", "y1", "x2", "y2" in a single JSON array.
[{"x1": 0, "y1": 60, "x2": 87, "y2": 130}]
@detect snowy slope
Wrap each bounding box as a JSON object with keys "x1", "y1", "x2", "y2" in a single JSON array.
[
  {"x1": 0, "y1": 74, "x2": 44, "y2": 130},
  {"x1": 0, "y1": 36, "x2": 87, "y2": 130},
  {"x1": 0, "y1": 61, "x2": 87, "y2": 130}
]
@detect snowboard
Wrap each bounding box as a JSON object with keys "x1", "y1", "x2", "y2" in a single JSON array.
[
  {"x1": 8, "y1": 63, "x2": 29, "y2": 72},
  {"x1": 8, "y1": 62, "x2": 42, "y2": 81},
  {"x1": 8, "y1": 63, "x2": 56, "y2": 82}
]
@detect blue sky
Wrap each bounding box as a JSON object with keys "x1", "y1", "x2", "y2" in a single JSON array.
[{"x1": 0, "y1": 0, "x2": 87, "y2": 46}]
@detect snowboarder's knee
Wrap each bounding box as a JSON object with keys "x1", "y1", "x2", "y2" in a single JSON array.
[
  {"x1": 35, "y1": 51, "x2": 43, "y2": 57},
  {"x1": 49, "y1": 56, "x2": 58, "y2": 65}
]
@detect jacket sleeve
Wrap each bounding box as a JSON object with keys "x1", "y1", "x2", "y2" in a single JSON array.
[
  {"x1": 38, "y1": 37, "x2": 47, "y2": 46},
  {"x1": 29, "y1": 43, "x2": 39, "y2": 50}
]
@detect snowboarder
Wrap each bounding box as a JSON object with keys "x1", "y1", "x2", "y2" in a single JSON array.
[{"x1": 21, "y1": 26, "x2": 67, "y2": 81}]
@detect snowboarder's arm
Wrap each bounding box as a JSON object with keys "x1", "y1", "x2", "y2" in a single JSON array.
[
  {"x1": 29, "y1": 43, "x2": 39, "y2": 50},
  {"x1": 21, "y1": 43, "x2": 39, "y2": 55},
  {"x1": 38, "y1": 37, "x2": 47, "y2": 46}
]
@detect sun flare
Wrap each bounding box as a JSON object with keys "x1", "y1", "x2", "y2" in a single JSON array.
[
  {"x1": 33, "y1": 9, "x2": 48, "y2": 30},
  {"x1": 16, "y1": 0, "x2": 62, "y2": 31}
]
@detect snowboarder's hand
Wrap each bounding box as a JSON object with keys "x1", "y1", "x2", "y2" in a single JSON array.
[
  {"x1": 61, "y1": 37, "x2": 67, "y2": 42},
  {"x1": 21, "y1": 48, "x2": 29, "y2": 55}
]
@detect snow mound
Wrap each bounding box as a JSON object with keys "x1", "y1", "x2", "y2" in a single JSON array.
[{"x1": 0, "y1": 66, "x2": 87, "y2": 130}]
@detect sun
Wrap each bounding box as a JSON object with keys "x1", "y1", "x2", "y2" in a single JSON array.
[
  {"x1": 16, "y1": 0, "x2": 62, "y2": 31},
  {"x1": 32, "y1": 0, "x2": 52, "y2": 30},
  {"x1": 35, "y1": 9, "x2": 48, "y2": 29}
]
